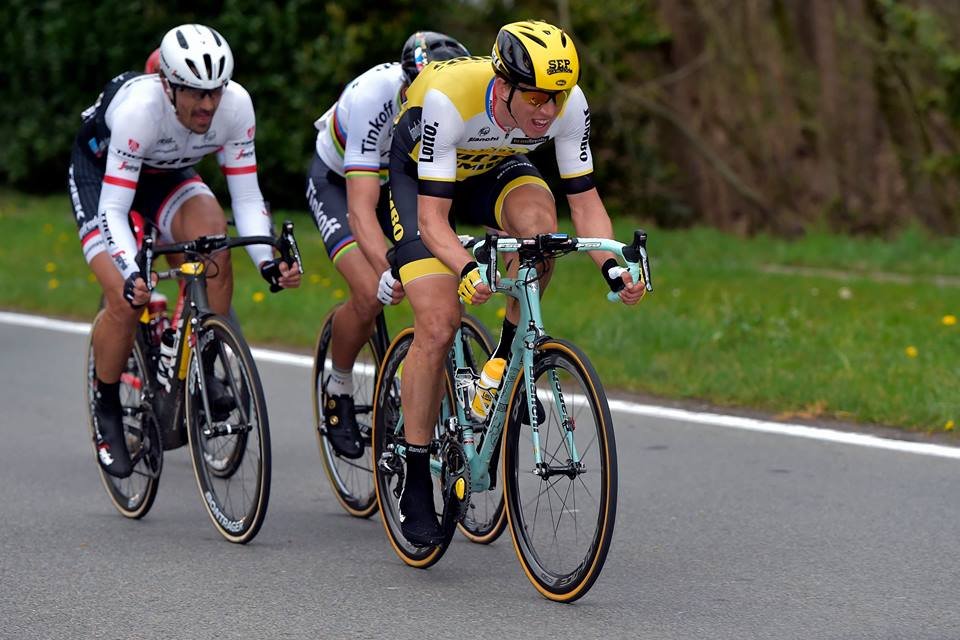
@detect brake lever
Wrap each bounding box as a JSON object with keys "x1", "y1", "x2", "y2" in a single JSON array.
[
  {"x1": 479, "y1": 231, "x2": 499, "y2": 289},
  {"x1": 279, "y1": 220, "x2": 303, "y2": 275},
  {"x1": 138, "y1": 235, "x2": 155, "y2": 293}
]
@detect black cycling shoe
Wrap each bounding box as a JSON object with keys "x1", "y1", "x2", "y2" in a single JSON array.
[
  {"x1": 398, "y1": 478, "x2": 442, "y2": 546},
  {"x1": 205, "y1": 374, "x2": 236, "y2": 422},
  {"x1": 93, "y1": 389, "x2": 133, "y2": 478},
  {"x1": 324, "y1": 394, "x2": 363, "y2": 459}
]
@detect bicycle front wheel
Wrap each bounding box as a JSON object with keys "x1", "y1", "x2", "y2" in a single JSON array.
[
  {"x1": 312, "y1": 304, "x2": 382, "y2": 518},
  {"x1": 185, "y1": 315, "x2": 271, "y2": 544},
  {"x1": 86, "y1": 310, "x2": 163, "y2": 519},
  {"x1": 502, "y1": 339, "x2": 617, "y2": 602}
]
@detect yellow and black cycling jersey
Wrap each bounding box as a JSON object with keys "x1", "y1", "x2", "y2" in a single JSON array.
[{"x1": 392, "y1": 56, "x2": 595, "y2": 198}]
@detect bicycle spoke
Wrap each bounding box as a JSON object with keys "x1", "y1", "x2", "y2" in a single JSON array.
[{"x1": 505, "y1": 341, "x2": 616, "y2": 601}]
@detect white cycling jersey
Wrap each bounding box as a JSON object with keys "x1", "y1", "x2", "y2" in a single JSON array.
[
  {"x1": 93, "y1": 74, "x2": 273, "y2": 278},
  {"x1": 314, "y1": 62, "x2": 405, "y2": 183}
]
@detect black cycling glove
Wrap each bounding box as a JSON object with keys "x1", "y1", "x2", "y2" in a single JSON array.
[
  {"x1": 600, "y1": 258, "x2": 627, "y2": 293},
  {"x1": 122, "y1": 272, "x2": 147, "y2": 308},
  {"x1": 259, "y1": 259, "x2": 286, "y2": 293}
]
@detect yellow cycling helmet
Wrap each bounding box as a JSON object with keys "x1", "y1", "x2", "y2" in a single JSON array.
[{"x1": 491, "y1": 20, "x2": 580, "y2": 91}]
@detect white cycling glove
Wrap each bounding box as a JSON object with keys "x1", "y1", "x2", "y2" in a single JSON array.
[{"x1": 377, "y1": 269, "x2": 400, "y2": 305}]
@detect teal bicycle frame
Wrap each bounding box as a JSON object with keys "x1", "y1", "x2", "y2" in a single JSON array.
[{"x1": 414, "y1": 232, "x2": 652, "y2": 494}]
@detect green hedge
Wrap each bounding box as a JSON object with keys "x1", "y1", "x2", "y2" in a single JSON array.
[{"x1": 0, "y1": 0, "x2": 668, "y2": 217}]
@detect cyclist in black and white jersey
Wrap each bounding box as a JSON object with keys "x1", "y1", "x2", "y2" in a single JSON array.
[
  {"x1": 305, "y1": 32, "x2": 469, "y2": 458},
  {"x1": 70, "y1": 24, "x2": 301, "y2": 478}
]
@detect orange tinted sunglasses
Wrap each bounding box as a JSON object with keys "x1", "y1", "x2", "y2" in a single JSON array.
[{"x1": 513, "y1": 85, "x2": 570, "y2": 109}]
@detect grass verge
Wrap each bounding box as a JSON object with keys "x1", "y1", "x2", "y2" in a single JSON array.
[{"x1": 1, "y1": 190, "x2": 956, "y2": 433}]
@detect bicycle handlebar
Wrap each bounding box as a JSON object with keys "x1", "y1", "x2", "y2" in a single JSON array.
[
  {"x1": 464, "y1": 229, "x2": 653, "y2": 302},
  {"x1": 135, "y1": 220, "x2": 303, "y2": 292}
]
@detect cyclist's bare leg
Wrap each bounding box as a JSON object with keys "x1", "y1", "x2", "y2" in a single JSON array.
[
  {"x1": 499, "y1": 183, "x2": 558, "y2": 324},
  {"x1": 400, "y1": 275, "x2": 460, "y2": 446},
  {"x1": 90, "y1": 252, "x2": 139, "y2": 382},
  {"x1": 169, "y1": 194, "x2": 231, "y2": 314},
  {"x1": 330, "y1": 249, "x2": 383, "y2": 370}
]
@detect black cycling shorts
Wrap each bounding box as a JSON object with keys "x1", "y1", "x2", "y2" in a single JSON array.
[
  {"x1": 305, "y1": 154, "x2": 392, "y2": 265},
  {"x1": 386, "y1": 152, "x2": 549, "y2": 284},
  {"x1": 68, "y1": 144, "x2": 211, "y2": 264}
]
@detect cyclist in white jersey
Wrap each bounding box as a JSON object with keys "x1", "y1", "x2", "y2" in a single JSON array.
[
  {"x1": 385, "y1": 21, "x2": 646, "y2": 545},
  {"x1": 305, "y1": 32, "x2": 469, "y2": 458},
  {"x1": 69, "y1": 24, "x2": 301, "y2": 477}
]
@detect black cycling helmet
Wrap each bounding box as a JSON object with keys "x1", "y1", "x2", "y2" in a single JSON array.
[{"x1": 400, "y1": 31, "x2": 470, "y2": 84}]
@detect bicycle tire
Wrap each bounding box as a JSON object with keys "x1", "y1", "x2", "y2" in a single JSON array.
[
  {"x1": 312, "y1": 303, "x2": 382, "y2": 518},
  {"x1": 502, "y1": 338, "x2": 618, "y2": 602},
  {"x1": 86, "y1": 310, "x2": 163, "y2": 519},
  {"x1": 185, "y1": 314, "x2": 271, "y2": 544},
  {"x1": 454, "y1": 314, "x2": 507, "y2": 544},
  {"x1": 371, "y1": 328, "x2": 450, "y2": 568}
]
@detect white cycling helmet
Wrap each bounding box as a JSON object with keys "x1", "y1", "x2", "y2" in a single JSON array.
[{"x1": 159, "y1": 24, "x2": 234, "y2": 90}]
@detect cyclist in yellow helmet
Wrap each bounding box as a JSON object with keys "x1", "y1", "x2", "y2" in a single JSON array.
[{"x1": 384, "y1": 20, "x2": 645, "y2": 545}]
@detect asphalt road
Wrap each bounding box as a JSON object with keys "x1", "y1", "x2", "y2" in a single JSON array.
[{"x1": 1, "y1": 320, "x2": 958, "y2": 639}]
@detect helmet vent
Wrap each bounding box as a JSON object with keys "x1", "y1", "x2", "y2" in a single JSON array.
[
  {"x1": 176, "y1": 30, "x2": 189, "y2": 49},
  {"x1": 210, "y1": 28, "x2": 222, "y2": 47},
  {"x1": 203, "y1": 53, "x2": 213, "y2": 79},
  {"x1": 560, "y1": 32, "x2": 567, "y2": 47},
  {"x1": 518, "y1": 32, "x2": 547, "y2": 49},
  {"x1": 186, "y1": 59, "x2": 202, "y2": 80},
  {"x1": 217, "y1": 55, "x2": 225, "y2": 79}
]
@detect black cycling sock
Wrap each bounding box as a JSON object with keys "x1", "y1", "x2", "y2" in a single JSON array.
[
  {"x1": 493, "y1": 319, "x2": 517, "y2": 362},
  {"x1": 406, "y1": 444, "x2": 431, "y2": 485},
  {"x1": 96, "y1": 378, "x2": 121, "y2": 405}
]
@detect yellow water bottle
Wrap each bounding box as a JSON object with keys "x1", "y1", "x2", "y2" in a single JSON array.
[{"x1": 471, "y1": 357, "x2": 506, "y2": 420}]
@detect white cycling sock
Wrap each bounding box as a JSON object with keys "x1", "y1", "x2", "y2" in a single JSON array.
[{"x1": 326, "y1": 365, "x2": 354, "y2": 396}]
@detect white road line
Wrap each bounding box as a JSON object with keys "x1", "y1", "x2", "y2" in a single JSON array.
[{"x1": 3, "y1": 310, "x2": 958, "y2": 460}]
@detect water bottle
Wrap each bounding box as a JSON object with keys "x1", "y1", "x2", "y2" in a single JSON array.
[
  {"x1": 471, "y1": 357, "x2": 506, "y2": 420},
  {"x1": 157, "y1": 327, "x2": 178, "y2": 392},
  {"x1": 146, "y1": 292, "x2": 169, "y2": 346}
]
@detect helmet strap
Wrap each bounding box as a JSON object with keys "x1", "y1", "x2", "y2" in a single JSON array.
[{"x1": 504, "y1": 84, "x2": 520, "y2": 128}]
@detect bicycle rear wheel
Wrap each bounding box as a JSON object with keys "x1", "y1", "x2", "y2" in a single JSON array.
[
  {"x1": 455, "y1": 314, "x2": 507, "y2": 544},
  {"x1": 312, "y1": 303, "x2": 381, "y2": 518},
  {"x1": 86, "y1": 310, "x2": 162, "y2": 519},
  {"x1": 502, "y1": 339, "x2": 617, "y2": 602},
  {"x1": 185, "y1": 315, "x2": 270, "y2": 544},
  {"x1": 371, "y1": 328, "x2": 450, "y2": 568}
]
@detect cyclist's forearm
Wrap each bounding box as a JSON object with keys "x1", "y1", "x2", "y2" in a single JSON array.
[
  {"x1": 418, "y1": 195, "x2": 471, "y2": 274},
  {"x1": 351, "y1": 212, "x2": 391, "y2": 273},
  {"x1": 568, "y1": 188, "x2": 617, "y2": 267},
  {"x1": 347, "y1": 177, "x2": 390, "y2": 272},
  {"x1": 228, "y1": 171, "x2": 274, "y2": 267}
]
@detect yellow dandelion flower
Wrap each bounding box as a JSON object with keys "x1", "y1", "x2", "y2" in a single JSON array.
[
  {"x1": 309, "y1": 274, "x2": 322, "y2": 285},
  {"x1": 252, "y1": 291, "x2": 265, "y2": 303},
  {"x1": 333, "y1": 288, "x2": 345, "y2": 299},
  {"x1": 42, "y1": 223, "x2": 54, "y2": 234},
  {"x1": 943, "y1": 315, "x2": 957, "y2": 326},
  {"x1": 57, "y1": 232, "x2": 69, "y2": 243},
  {"x1": 87, "y1": 273, "x2": 98, "y2": 283},
  {"x1": 496, "y1": 307, "x2": 506, "y2": 319},
  {"x1": 321, "y1": 277, "x2": 332, "y2": 287},
  {"x1": 45, "y1": 262, "x2": 57, "y2": 273},
  {"x1": 48, "y1": 278, "x2": 60, "y2": 289},
  {"x1": 945, "y1": 420, "x2": 955, "y2": 432},
  {"x1": 905, "y1": 346, "x2": 918, "y2": 358}
]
